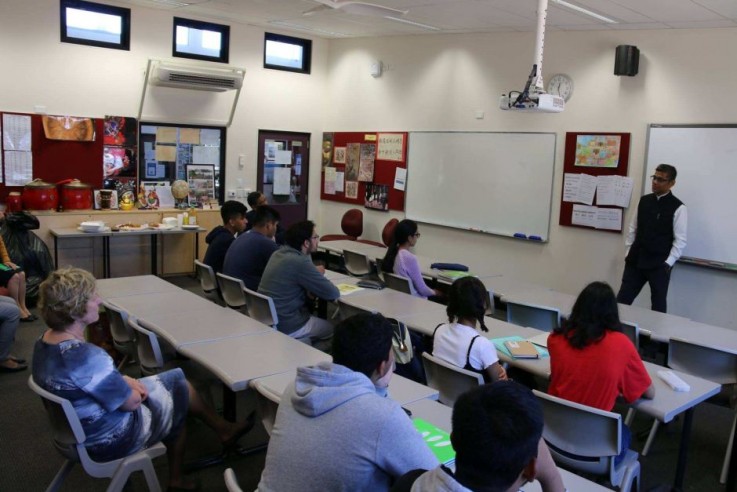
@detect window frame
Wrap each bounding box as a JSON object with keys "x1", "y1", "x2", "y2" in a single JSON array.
[
  {"x1": 172, "y1": 16, "x2": 230, "y2": 64},
  {"x1": 59, "y1": 0, "x2": 131, "y2": 51},
  {"x1": 263, "y1": 32, "x2": 312, "y2": 74}
]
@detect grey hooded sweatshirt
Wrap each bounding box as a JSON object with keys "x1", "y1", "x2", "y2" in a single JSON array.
[{"x1": 257, "y1": 362, "x2": 438, "y2": 492}]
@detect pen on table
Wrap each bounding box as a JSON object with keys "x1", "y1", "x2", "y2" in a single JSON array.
[
  {"x1": 513, "y1": 233, "x2": 527, "y2": 239},
  {"x1": 528, "y1": 235, "x2": 542, "y2": 241}
]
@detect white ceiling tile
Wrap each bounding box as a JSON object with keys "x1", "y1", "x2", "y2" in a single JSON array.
[
  {"x1": 609, "y1": 22, "x2": 670, "y2": 30},
  {"x1": 607, "y1": 0, "x2": 726, "y2": 22},
  {"x1": 692, "y1": 0, "x2": 737, "y2": 19},
  {"x1": 571, "y1": 0, "x2": 655, "y2": 22},
  {"x1": 665, "y1": 19, "x2": 737, "y2": 28}
]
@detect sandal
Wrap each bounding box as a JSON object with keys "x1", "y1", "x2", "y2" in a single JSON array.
[{"x1": 222, "y1": 411, "x2": 256, "y2": 453}]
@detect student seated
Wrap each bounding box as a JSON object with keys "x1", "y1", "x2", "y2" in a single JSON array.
[
  {"x1": 257, "y1": 313, "x2": 438, "y2": 492},
  {"x1": 0, "y1": 229, "x2": 34, "y2": 322},
  {"x1": 245, "y1": 191, "x2": 285, "y2": 244},
  {"x1": 392, "y1": 381, "x2": 565, "y2": 492},
  {"x1": 222, "y1": 205, "x2": 281, "y2": 291},
  {"x1": 381, "y1": 219, "x2": 441, "y2": 299},
  {"x1": 0, "y1": 295, "x2": 24, "y2": 372},
  {"x1": 432, "y1": 276, "x2": 506, "y2": 382},
  {"x1": 547, "y1": 281, "x2": 654, "y2": 463},
  {"x1": 258, "y1": 220, "x2": 339, "y2": 347},
  {"x1": 203, "y1": 200, "x2": 247, "y2": 273}
]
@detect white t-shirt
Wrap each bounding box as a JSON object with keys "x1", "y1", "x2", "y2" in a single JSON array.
[{"x1": 432, "y1": 322, "x2": 499, "y2": 371}]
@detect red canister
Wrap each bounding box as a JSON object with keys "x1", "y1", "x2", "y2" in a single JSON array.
[
  {"x1": 6, "y1": 192, "x2": 22, "y2": 213},
  {"x1": 58, "y1": 179, "x2": 93, "y2": 210},
  {"x1": 22, "y1": 179, "x2": 59, "y2": 211}
]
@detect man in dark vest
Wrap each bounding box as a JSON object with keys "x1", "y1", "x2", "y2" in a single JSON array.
[{"x1": 617, "y1": 164, "x2": 687, "y2": 312}]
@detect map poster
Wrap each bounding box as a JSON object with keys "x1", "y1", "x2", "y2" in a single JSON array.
[{"x1": 574, "y1": 135, "x2": 621, "y2": 168}]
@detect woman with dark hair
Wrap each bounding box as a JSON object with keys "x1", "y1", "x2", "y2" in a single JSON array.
[
  {"x1": 32, "y1": 268, "x2": 254, "y2": 490},
  {"x1": 548, "y1": 281, "x2": 654, "y2": 463},
  {"x1": 381, "y1": 219, "x2": 440, "y2": 299},
  {"x1": 432, "y1": 277, "x2": 506, "y2": 382}
]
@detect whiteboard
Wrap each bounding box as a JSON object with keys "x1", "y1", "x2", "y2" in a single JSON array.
[
  {"x1": 645, "y1": 124, "x2": 737, "y2": 267},
  {"x1": 405, "y1": 132, "x2": 556, "y2": 241}
]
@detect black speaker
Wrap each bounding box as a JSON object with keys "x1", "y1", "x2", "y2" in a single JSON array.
[{"x1": 614, "y1": 45, "x2": 639, "y2": 76}]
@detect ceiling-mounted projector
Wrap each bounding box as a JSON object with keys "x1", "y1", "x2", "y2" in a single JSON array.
[{"x1": 499, "y1": 0, "x2": 565, "y2": 114}]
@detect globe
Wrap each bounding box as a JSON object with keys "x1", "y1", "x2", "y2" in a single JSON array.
[{"x1": 171, "y1": 180, "x2": 190, "y2": 209}]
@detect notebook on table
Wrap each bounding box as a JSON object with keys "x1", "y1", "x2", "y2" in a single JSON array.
[
  {"x1": 503, "y1": 340, "x2": 540, "y2": 359},
  {"x1": 413, "y1": 418, "x2": 456, "y2": 466}
]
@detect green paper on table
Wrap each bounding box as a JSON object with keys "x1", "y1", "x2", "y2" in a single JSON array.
[
  {"x1": 336, "y1": 283, "x2": 364, "y2": 295},
  {"x1": 491, "y1": 335, "x2": 549, "y2": 358},
  {"x1": 438, "y1": 270, "x2": 475, "y2": 281},
  {"x1": 413, "y1": 418, "x2": 456, "y2": 466}
]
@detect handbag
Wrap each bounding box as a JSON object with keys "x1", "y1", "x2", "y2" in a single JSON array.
[{"x1": 389, "y1": 318, "x2": 413, "y2": 365}]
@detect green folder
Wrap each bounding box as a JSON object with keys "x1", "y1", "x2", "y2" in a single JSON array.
[
  {"x1": 412, "y1": 418, "x2": 456, "y2": 465},
  {"x1": 438, "y1": 270, "x2": 474, "y2": 281}
]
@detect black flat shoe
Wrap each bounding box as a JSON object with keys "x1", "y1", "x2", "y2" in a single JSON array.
[
  {"x1": 0, "y1": 363, "x2": 28, "y2": 373},
  {"x1": 20, "y1": 316, "x2": 34, "y2": 323},
  {"x1": 9, "y1": 355, "x2": 26, "y2": 364}
]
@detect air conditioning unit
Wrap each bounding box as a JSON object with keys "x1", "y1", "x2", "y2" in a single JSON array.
[{"x1": 150, "y1": 61, "x2": 244, "y2": 92}]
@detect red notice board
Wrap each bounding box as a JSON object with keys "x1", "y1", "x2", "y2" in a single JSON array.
[
  {"x1": 558, "y1": 132, "x2": 631, "y2": 232},
  {"x1": 0, "y1": 112, "x2": 104, "y2": 202},
  {"x1": 320, "y1": 131, "x2": 407, "y2": 212}
]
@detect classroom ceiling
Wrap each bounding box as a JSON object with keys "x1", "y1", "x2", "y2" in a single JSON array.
[{"x1": 121, "y1": 0, "x2": 737, "y2": 38}]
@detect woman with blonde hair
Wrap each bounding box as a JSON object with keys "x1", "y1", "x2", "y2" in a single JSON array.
[{"x1": 32, "y1": 268, "x2": 253, "y2": 490}]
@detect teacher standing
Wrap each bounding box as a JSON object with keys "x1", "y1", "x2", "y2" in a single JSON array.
[{"x1": 616, "y1": 164, "x2": 687, "y2": 313}]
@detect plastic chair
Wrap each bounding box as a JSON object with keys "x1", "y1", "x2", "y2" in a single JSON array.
[
  {"x1": 621, "y1": 321, "x2": 640, "y2": 351},
  {"x1": 533, "y1": 390, "x2": 641, "y2": 492},
  {"x1": 421, "y1": 352, "x2": 483, "y2": 407},
  {"x1": 506, "y1": 300, "x2": 560, "y2": 332},
  {"x1": 634, "y1": 338, "x2": 737, "y2": 482},
  {"x1": 321, "y1": 208, "x2": 363, "y2": 241},
  {"x1": 216, "y1": 272, "x2": 248, "y2": 312},
  {"x1": 384, "y1": 273, "x2": 412, "y2": 295},
  {"x1": 224, "y1": 468, "x2": 243, "y2": 492},
  {"x1": 343, "y1": 249, "x2": 372, "y2": 277},
  {"x1": 28, "y1": 376, "x2": 166, "y2": 492},
  {"x1": 250, "y1": 380, "x2": 282, "y2": 436},
  {"x1": 381, "y1": 218, "x2": 399, "y2": 247},
  {"x1": 127, "y1": 317, "x2": 168, "y2": 376},
  {"x1": 102, "y1": 300, "x2": 137, "y2": 370},
  {"x1": 194, "y1": 259, "x2": 222, "y2": 305},
  {"x1": 243, "y1": 286, "x2": 279, "y2": 329}
]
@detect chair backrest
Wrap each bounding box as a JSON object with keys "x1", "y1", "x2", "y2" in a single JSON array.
[
  {"x1": 343, "y1": 249, "x2": 371, "y2": 277},
  {"x1": 341, "y1": 208, "x2": 363, "y2": 239},
  {"x1": 668, "y1": 338, "x2": 737, "y2": 386},
  {"x1": 224, "y1": 468, "x2": 244, "y2": 492},
  {"x1": 382, "y1": 218, "x2": 399, "y2": 247},
  {"x1": 621, "y1": 321, "x2": 639, "y2": 351},
  {"x1": 102, "y1": 300, "x2": 134, "y2": 346},
  {"x1": 384, "y1": 273, "x2": 412, "y2": 295},
  {"x1": 533, "y1": 390, "x2": 621, "y2": 475},
  {"x1": 421, "y1": 352, "x2": 483, "y2": 406},
  {"x1": 243, "y1": 287, "x2": 278, "y2": 328},
  {"x1": 194, "y1": 259, "x2": 218, "y2": 293},
  {"x1": 337, "y1": 298, "x2": 376, "y2": 321},
  {"x1": 128, "y1": 317, "x2": 166, "y2": 374},
  {"x1": 506, "y1": 301, "x2": 560, "y2": 332},
  {"x1": 216, "y1": 272, "x2": 248, "y2": 310},
  {"x1": 251, "y1": 381, "x2": 282, "y2": 436},
  {"x1": 28, "y1": 375, "x2": 86, "y2": 461}
]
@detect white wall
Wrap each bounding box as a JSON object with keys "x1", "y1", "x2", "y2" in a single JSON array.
[
  {"x1": 321, "y1": 28, "x2": 737, "y2": 329},
  {"x1": 0, "y1": 0, "x2": 329, "y2": 217}
]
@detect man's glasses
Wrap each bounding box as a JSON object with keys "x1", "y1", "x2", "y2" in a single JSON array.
[
  {"x1": 412, "y1": 233, "x2": 422, "y2": 238},
  {"x1": 650, "y1": 175, "x2": 671, "y2": 183}
]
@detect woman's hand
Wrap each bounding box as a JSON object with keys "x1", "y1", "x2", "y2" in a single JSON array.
[
  {"x1": 5, "y1": 262, "x2": 18, "y2": 270},
  {"x1": 120, "y1": 376, "x2": 148, "y2": 411}
]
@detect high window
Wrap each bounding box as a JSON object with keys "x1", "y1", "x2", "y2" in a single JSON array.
[
  {"x1": 60, "y1": 0, "x2": 130, "y2": 50},
  {"x1": 264, "y1": 32, "x2": 312, "y2": 74},
  {"x1": 173, "y1": 17, "x2": 230, "y2": 63}
]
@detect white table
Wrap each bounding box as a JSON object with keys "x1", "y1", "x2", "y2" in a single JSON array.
[
  {"x1": 251, "y1": 370, "x2": 438, "y2": 406},
  {"x1": 319, "y1": 239, "x2": 387, "y2": 259},
  {"x1": 97, "y1": 275, "x2": 180, "y2": 298},
  {"x1": 177, "y1": 332, "x2": 331, "y2": 392},
  {"x1": 105, "y1": 289, "x2": 216, "y2": 319},
  {"x1": 337, "y1": 288, "x2": 446, "y2": 319},
  {"x1": 136, "y1": 308, "x2": 272, "y2": 348},
  {"x1": 403, "y1": 399, "x2": 612, "y2": 492}
]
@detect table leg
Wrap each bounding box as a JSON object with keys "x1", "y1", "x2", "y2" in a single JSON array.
[
  {"x1": 672, "y1": 408, "x2": 694, "y2": 491},
  {"x1": 195, "y1": 232, "x2": 200, "y2": 262},
  {"x1": 103, "y1": 237, "x2": 110, "y2": 279},
  {"x1": 223, "y1": 384, "x2": 237, "y2": 422},
  {"x1": 727, "y1": 412, "x2": 737, "y2": 491},
  {"x1": 53, "y1": 237, "x2": 58, "y2": 269},
  {"x1": 151, "y1": 234, "x2": 157, "y2": 275}
]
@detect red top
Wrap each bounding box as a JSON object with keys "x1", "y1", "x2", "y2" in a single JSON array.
[{"x1": 548, "y1": 330, "x2": 652, "y2": 411}]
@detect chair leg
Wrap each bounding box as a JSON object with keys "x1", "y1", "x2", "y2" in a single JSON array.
[
  {"x1": 140, "y1": 459, "x2": 162, "y2": 492},
  {"x1": 720, "y1": 412, "x2": 737, "y2": 484},
  {"x1": 625, "y1": 408, "x2": 636, "y2": 427},
  {"x1": 641, "y1": 420, "x2": 660, "y2": 456},
  {"x1": 46, "y1": 460, "x2": 75, "y2": 492},
  {"x1": 116, "y1": 354, "x2": 130, "y2": 371}
]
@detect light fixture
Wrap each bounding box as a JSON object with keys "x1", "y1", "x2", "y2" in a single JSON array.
[
  {"x1": 551, "y1": 0, "x2": 617, "y2": 23},
  {"x1": 384, "y1": 16, "x2": 440, "y2": 31}
]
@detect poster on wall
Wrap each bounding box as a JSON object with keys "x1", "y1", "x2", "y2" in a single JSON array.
[
  {"x1": 322, "y1": 132, "x2": 334, "y2": 168},
  {"x1": 333, "y1": 146, "x2": 346, "y2": 164},
  {"x1": 345, "y1": 143, "x2": 360, "y2": 181},
  {"x1": 358, "y1": 143, "x2": 376, "y2": 182},
  {"x1": 104, "y1": 116, "x2": 137, "y2": 146},
  {"x1": 364, "y1": 183, "x2": 389, "y2": 211},
  {"x1": 377, "y1": 133, "x2": 405, "y2": 161},
  {"x1": 186, "y1": 164, "x2": 215, "y2": 206},
  {"x1": 103, "y1": 116, "x2": 138, "y2": 178},
  {"x1": 574, "y1": 135, "x2": 622, "y2": 168},
  {"x1": 345, "y1": 181, "x2": 358, "y2": 199}
]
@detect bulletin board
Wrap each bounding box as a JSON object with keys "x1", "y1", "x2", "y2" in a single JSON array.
[
  {"x1": 0, "y1": 111, "x2": 104, "y2": 202},
  {"x1": 558, "y1": 132, "x2": 631, "y2": 233},
  {"x1": 320, "y1": 131, "x2": 407, "y2": 212}
]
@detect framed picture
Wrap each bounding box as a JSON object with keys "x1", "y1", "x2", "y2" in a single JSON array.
[
  {"x1": 364, "y1": 183, "x2": 389, "y2": 211},
  {"x1": 186, "y1": 164, "x2": 216, "y2": 206},
  {"x1": 94, "y1": 189, "x2": 118, "y2": 210},
  {"x1": 574, "y1": 134, "x2": 623, "y2": 168}
]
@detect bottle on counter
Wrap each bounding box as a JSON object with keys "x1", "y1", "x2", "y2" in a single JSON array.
[{"x1": 188, "y1": 207, "x2": 197, "y2": 225}]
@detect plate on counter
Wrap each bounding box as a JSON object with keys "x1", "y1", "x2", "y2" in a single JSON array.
[
  {"x1": 77, "y1": 226, "x2": 110, "y2": 233},
  {"x1": 181, "y1": 225, "x2": 200, "y2": 230}
]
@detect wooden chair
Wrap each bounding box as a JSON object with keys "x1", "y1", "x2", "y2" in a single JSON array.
[
  {"x1": 194, "y1": 259, "x2": 222, "y2": 305},
  {"x1": 29, "y1": 376, "x2": 166, "y2": 492},
  {"x1": 506, "y1": 300, "x2": 560, "y2": 332},
  {"x1": 243, "y1": 286, "x2": 278, "y2": 329},
  {"x1": 384, "y1": 273, "x2": 412, "y2": 295},
  {"x1": 216, "y1": 272, "x2": 248, "y2": 312},
  {"x1": 534, "y1": 390, "x2": 641, "y2": 492},
  {"x1": 421, "y1": 352, "x2": 483, "y2": 406},
  {"x1": 342, "y1": 249, "x2": 372, "y2": 277},
  {"x1": 101, "y1": 300, "x2": 136, "y2": 370}
]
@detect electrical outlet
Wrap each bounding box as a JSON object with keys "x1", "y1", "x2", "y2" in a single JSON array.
[{"x1": 227, "y1": 189, "x2": 236, "y2": 198}]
